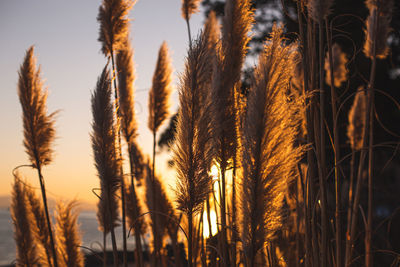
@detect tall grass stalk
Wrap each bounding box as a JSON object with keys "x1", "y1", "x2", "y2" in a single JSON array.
[
  {"x1": 325, "y1": 18, "x2": 342, "y2": 267},
  {"x1": 98, "y1": 1, "x2": 134, "y2": 264},
  {"x1": 116, "y1": 36, "x2": 145, "y2": 267},
  {"x1": 211, "y1": 1, "x2": 254, "y2": 263},
  {"x1": 91, "y1": 66, "x2": 121, "y2": 267},
  {"x1": 181, "y1": 0, "x2": 201, "y2": 48},
  {"x1": 363, "y1": 1, "x2": 392, "y2": 265},
  {"x1": 174, "y1": 33, "x2": 214, "y2": 267},
  {"x1": 17, "y1": 46, "x2": 58, "y2": 267},
  {"x1": 148, "y1": 41, "x2": 173, "y2": 266}
]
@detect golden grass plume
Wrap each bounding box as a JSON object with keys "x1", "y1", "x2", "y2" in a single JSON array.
[
  {"x1": 347, "y1": 87, "x2": 368, "y2": 150},
  {"x1": 181, "y1": 0, "x2": 201, "y2": 21},
  {"x1": 91, "y1": 66, "x2": 121, "y2": 233},
  {"x1": 240, "y1": 25, "x2": 304, "y2": 266},
  {"x1": 11, "y1": 174, "x2": 39, "y2": 267},
  {"x1": 55, "y1": 201, "x2": 84, "y2": 267},
  {"x1": 211, "y1": 0, "x2": 254, "y2": 163},
  {"x1": 148, "y1": 41, "x2": 173, "y2": 132},
  {"x1": 97, "y1": 0, "x2": 134, "y2": 56},
  {"x1": 174, "y1": 33, "x2": 214, "y2": 216},
  {"x1": 363, "y1": 5, "x2": 392, "y2": 59},
  {"x1": 306, "y1": 0, "x2": 333, "y2": 22},
  {"x1": 25, "y1": 185, "x2": 54, "y2": 266},
  {"x1": 116, "y1": 37, "x2": 137, "y2": 144},
  {"x1": 18, "y1": 46, "x2": 56, "y2": 168},
  {"x1": 324, "y1": 43, "x2": 349, "y2": 87}
]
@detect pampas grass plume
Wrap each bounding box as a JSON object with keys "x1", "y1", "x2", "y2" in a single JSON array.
[
  {"x1": 181, "y1": 0, "x2": 201, "y2": 21},
  {"x1": 25, "y1": 185, "x2": 53, "y2": 266},
  {"x1": 148, "y1": 42, "x2": 173, "y2": 132},
  {"x1": 97, "y1": 0, "x2": 134, "y2": 56},
  {"x1": 347, "y1": 87, "x2": 367, "y2": 150},
  {"x1": 363, "y1": 7, "x2": 392, "y2": 59},
  {"x1": 307, "y1": 0, "x2": 333, "y2": 22},
  {"x1": 117, "y1": 37, "x2": 137, "y2": 144},
  {"x1": 91, "y1": 66, "x2": 121, "y2": 233},
  {"x1": 240, "y1": 25, "x2": 304, "y2": 266},
  {"x1": 174, "y1": 33, "x2": 213, "y2": 216},
  {"x1": 11, "y1": 174, "x2": 39, "y2": 267},
  {"x1": 325, "y1": 43, "x2": 349, "y2": 87},
  {"x1": 18, "y1": 46, "x2": 56, "y2": 168},
  {"x1": 55, "y1": 201, "x2": 84, "y2": 267}
]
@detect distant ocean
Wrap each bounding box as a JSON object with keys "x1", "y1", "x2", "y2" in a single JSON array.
[{"x1": 0, "y1": 208, "x2": 142, "y2": 265}]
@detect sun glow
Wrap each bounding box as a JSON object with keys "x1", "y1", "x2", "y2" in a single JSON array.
[{"x1": 203, "y1": 209, "x2": 218, "y2": 238}]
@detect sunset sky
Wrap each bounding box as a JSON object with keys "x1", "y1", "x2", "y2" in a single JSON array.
[{"x1": 0, "y1": 1, "x2": 204, "y2": 205}]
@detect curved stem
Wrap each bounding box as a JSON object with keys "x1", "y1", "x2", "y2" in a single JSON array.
[{"x1": 325, "y1": 18, "x2": 342, "y2": 267}]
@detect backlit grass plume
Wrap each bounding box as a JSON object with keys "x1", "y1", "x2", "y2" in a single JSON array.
[
  {"x1": 240, "y1": 26, "x2": 303, "y2": 267},
  {"x1": 97, "y1": 0, "x2": 134, "y2": 57},
  {"x1": 148, "y1": 41, "x2": 173, "y2": 133},
  {"x1": 55, "y1": 201, "x2": 84, "y2": 267},
  {"x1": 203, "y1": 11, "x2": 221, "y2": 57},
  {"x1": 364, "y1": 5, "x2": 392, "y2": 59},
  {"x1": 324, "y1": 43, "x2": 348, "y2": 87},
  {"x1": 25, "y1": 185, "x2": 53, "y2": 266},
  {"x1": 91, "y1": 66, "x2": 120, "y2": 265},
  {"x1": 11, "y1": 174, "x2": 39, "y2": 267},
  {"x1": 173, "y1": 33, "x2": 214, "y2": 267},
  {"x1": 18, "y1": 46, "x2": 56, "y2": 169},
  {"x1": 347, "y1": 87, "x2": 368, "y2": 151},
  {"x1": 117, "y1": 37, "x2": 137, "y2": 145},
  {"x1": 181, "y1": 0, "x2": 201, "y2": 21},
  {"x1": 17, "y1": 45, "x2": 58, "y2": 267},
  {"x1": 174, "y1": 34, "x2": 213, "y2": 216},
  {"x1": 307, "y1": 0, "x2": 333, "y2": 22}
]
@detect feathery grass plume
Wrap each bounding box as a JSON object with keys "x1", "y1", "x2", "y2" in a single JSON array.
[
  {"x1": 148, "y1": 41, "x2": 173, "y2": 133},
  {"x1": 240, "y1": 26, "x2": 304, "y2": 267},
  {"x1": 97, "y1": 0, "x2": 134, "y2": 57},
  {"x1": 55, "y1": 201, "x2": 84, "y2": 267},
  {"x1": 181, "y1": 0, "x2": 201, "y2": 21},
  {"x1": 324, "y1": 43, "x2": 348, "y2": 87},
  {"x1": 91, "y1": 66, "x2": 121, "y2": 265},
  {"x1": 117, "y1": 37, "x2": 137, "y2": 145},
  {"x1": 347, "y1": 87, "x2": 368, "y2": 151},
  {"x1": 11, "y1": 174, "x2": 39, "y2": 267},
  {"x1": 363, "y1": 0, "x2": 393, "y2": 59},
  {"x1": 203, "y1": 11, "x2": 221, "y2": 57},
  {"x1": 174, "y1": 33, "x2": 213, "y2": 217},
  {"x1": 173, "y1": 35, "x2": 213, "y2": 266},
  {"x1": 17, "y1": 45, "x2": 59, "y2": 267},
  {"x1": 18, "y1": 46, "x2": 56, "y2": 169},
  {"x1": 25, "y1": 184, "x2": 53, "y2": 266},
  {"x1": 306, "y1": 0, "x2": 333, "y2": 22}
]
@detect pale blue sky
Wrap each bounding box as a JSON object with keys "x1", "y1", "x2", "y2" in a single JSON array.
[{"x1": 0, "y1": 0, "x2": 204, "y2": 203}]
